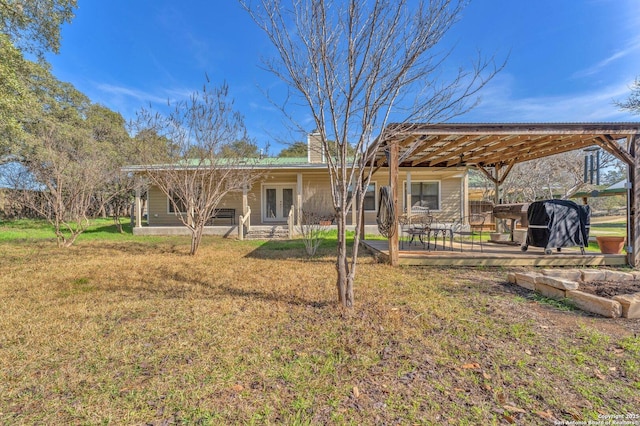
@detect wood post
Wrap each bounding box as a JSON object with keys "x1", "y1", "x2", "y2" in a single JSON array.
[
  {"x1": 389, "y1": 141, "x2": 399, "y2": 266},
  {"x1": 494, "y1": 164, "x2": 501, "y2": 232},
  {"x1": 406, "y1": 171, "x2": 412, "y2": 216},
  {"x1": 134, "y1": 186, "x2": 142, "y2": 228},
  {"x1": 629, "y1": 135, "x2": 640, "y2": 267}
]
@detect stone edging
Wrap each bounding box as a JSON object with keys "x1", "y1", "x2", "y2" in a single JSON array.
[{"x1": 507, "y1": 269, "x2": 640, "y2": 319}]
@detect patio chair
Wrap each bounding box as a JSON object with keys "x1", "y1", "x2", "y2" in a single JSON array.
[
  {"x1": 399, "y1": 214, "x2": 411, "y2": 249},
  {"x1": 451, "y1": 214, "x2": 485, "y2": 252},
  {"x1": 429, "y1": 218, "x2": 453, "y2": 250},
  {"x1": 399, "y1": 213, "x2": 432, "y2": 249}
]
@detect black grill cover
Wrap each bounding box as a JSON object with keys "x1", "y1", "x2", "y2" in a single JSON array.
[{"x1": 525, "y1": 200, "x2": 590, "y2": 251}]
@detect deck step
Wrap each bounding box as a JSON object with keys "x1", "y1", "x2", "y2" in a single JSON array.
[{"x1": 245, "y1": 226, "x2": 290, "y2": 240}]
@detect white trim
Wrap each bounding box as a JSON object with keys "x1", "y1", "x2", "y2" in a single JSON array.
[
  {"x1": 261, "y1": 183, "x2": 297, "y2": 223},
  {"x1": 348, "y1": 181, "x2": 377, "y2": 212},
  {"x1": 167, "y1": 191, "x2": 187, "y2": 214},
  {"x1": 297, "y1": 173, "x2": 303, "y2": 227},
  {"x1": 403, "y1": 180, "x2": 441, "y2": 212}
]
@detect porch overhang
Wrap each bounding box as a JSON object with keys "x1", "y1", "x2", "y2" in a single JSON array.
[
  {"x1": 373, "y1": 122, "x2": 640, "y2": 168},
  {"x1": 374, "y1": 122, "x2": 640, "y2": 267}
]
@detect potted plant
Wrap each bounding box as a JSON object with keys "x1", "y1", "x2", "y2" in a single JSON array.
[{"x1": 595, "y1": 236, "x2": 626, "y2": 254}]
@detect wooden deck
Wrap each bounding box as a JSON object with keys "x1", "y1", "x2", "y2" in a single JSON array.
[{"x1": 361, "y1": 239, "x2": 628, "y2": 267}]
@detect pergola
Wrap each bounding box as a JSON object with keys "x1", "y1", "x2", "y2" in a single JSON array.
[{"x1": 372, "y1": 123, "x2": 640, "y2": 266}]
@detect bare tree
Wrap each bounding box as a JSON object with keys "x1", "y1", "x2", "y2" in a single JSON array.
[
  {"x1": 616, "y1": 77, "x2": 640, "y2": 114},
  {"x1": 496, "y1": 150, "x2": 622, "y2": 203},
  {"x1": 299, "y1": 184, "x2": 334, "y2": 256},
  {"x1": 134, "y1": 83, "x2": 262, "y2": 255},
  {"x1": 241, "y1": 0, "x2": 500, "y2": 307},
  {"x1": 18, "y1": 123, "x2": 118, "y2": 246}
]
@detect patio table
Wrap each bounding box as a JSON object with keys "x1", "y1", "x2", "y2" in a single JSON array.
[
  {"x1": 399, "y1": 213, "x2": 433, "y2": 250},
  {"x1": 429, "y1": 221, "x2": 454, "y2": 250}
]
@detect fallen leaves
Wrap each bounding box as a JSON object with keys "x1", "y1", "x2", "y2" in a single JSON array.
[
  {"x1": 536, "y1": 410, "x2": 556, "y2": 421},
  {"x1": 503, "y1": 404, "x2": 526, "y2": 414},
  {"x1": 461, "y1": 362, "x2": 480, "y2": 369}
]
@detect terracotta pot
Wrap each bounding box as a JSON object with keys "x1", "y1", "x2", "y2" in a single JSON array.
[{"x1": 595, "y1": 236, "x2": 625, "y2": 254}]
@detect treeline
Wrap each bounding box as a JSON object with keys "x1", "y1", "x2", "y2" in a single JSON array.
[
  {"x1": 0, "y1": 2, "x2": 171, "y2": 245},
  {"x1": 1, "y1": 2, "x2": 266, "y2": 250}
]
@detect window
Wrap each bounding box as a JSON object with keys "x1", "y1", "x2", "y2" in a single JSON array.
[
  {"x1": 404, "y1": 181, "x2": 440, "y2": 211},
  {"x1": 347, "y1": 183, "x2": 376, "y2": 212},
  {"x1": 168, "y1": 191, "x2": 187, "y2": 213}
]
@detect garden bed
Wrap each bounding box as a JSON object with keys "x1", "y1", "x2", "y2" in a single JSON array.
[
  {"x1": 508, "y1": 269, "x2": 640, "y2": 318},
  {"x1": 578, "y1": 280, "x2": 640, "y2": 298}
]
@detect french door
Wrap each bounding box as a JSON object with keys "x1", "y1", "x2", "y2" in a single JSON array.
[{"x1": 263, "y1": 185, "x2": 295, "y2": 222}]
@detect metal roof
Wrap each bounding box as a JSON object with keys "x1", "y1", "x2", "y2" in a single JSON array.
[{"x1": 122, "y1": 156, "x2": 331, "y2": 173}]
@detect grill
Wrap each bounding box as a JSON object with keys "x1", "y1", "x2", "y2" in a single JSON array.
[
  {"x1": 492, "y1": 203, "x2": 529, "y2": 242},
  {"x1": 522, "y1": 200, "x2": 590, "y2": 255}
]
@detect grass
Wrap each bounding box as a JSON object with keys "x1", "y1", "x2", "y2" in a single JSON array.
[
  {"x1": 0, "y1": 218, "x2": 142, "y2": 242},
  {"x1": 1, "y1": 220, "x2": 639, "y2": 424},
  {"x1": 590, "y1": 219, "x2": 627, "y2": 238}
]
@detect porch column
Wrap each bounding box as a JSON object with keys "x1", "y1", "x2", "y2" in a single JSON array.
[
  {"x1": 297, "y1": 173, "x2": 303, "y2": 227},
  {"x1": 406, "y1": 171, "x2": 412, "y2": 215},
  {"x1": 134, "y1": 185, "x2": 142, "y2": 228},
  {"x1": 462, "y1": 171, "x2": 468, "y2": 219},
  {"x1": 629, "y1": 135, "x2": 640, "y2": 267},
  {"x1": 388, "y1": 142, "x2": 399, "y2": 266},
  {"x1": 494, "y1": 164, "x2": 502, "y2": 233},
  {"x1": 242, "y1": 186, "x2": 248, "y2": 216}
]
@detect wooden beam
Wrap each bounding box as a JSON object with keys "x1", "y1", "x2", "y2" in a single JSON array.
[
  {"x1": 399, "y1": 134, "x2": 419, "y2": 148},
  {"x1": 494, "y1": 164, "x2": 501, "y2": 231},
  {"x1": 475, "y1": 165, "x2": 498, "y2": 184},
  {"x1": 462, "y1": 134, "x2": 576, "y2": 165},
  {"x1": 375, "y1": 124, "x2": 640, "y2": 172},
  {"x1": 410, "y1": 134, "x2": 473, "y2": 165},
  {"x1": 441, "y1": 135, "x2": 528, "y2": 166},
  {"x1": 400, "y1": 134, "x2": 450, "y2": 164},
  {"x1": 389, "y1": 140, "x2": 399, "y2": 266},
  {"x1": 384, "y1": 122, "x2": 640, "y2": 137},
  {"x1": 594, "y1": 135, "x2": 634, "y2": 165},
  {"x1": 506, "y1": 138, "x2": 595, "y2": 164},
  {"x1": 629, "y1": 135, "x2": 640, "y2": 267},
  {"x1": 474, "y1": 136, "x2": 595, "y2": 166},
  {"x1": 423, "y1": 135, "x2": 490, "y2": 166},
  {"x1": 497, "y1": 159, "x2": 516, "y2": 185}
]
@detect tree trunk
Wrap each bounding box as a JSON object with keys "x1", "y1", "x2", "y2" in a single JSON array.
[
  {"x1": 190, "y1": 224, "x2": 204, "y2": 256},
  {"x1": 335, "y1": 212, "x2": 353, "y2": 307},
  {"x1": 98, "y1": 197, "x2": 107, "y2": 218},
  {"x1": 113, "y1": 214, "x2": 123, "y2": 233}
]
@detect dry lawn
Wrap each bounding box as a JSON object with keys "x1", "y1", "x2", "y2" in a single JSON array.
[{"x1": 1, "y1": 236, "x2": 639, "y2": 425}]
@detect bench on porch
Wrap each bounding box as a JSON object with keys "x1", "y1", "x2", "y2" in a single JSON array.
[{"x1": 207, "y1": 208, "x2": 236, "y2": 225}]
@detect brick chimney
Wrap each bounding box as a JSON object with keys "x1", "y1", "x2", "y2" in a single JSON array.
[{"x1": 307, "y1": 131, "x2": 324, "y2": 163}]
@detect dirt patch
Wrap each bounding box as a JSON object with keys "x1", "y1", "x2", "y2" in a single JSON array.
[{"x1": 578, "y1": 280, "x2": 640, "y2": 298}]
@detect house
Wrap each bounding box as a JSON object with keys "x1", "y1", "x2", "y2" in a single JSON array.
[
  {"x1": 123, "y1": 122, "x2": 640, "y2": 268},
  {"x1": 124, "y1": 132, "x2": 468, "y2": 237}
]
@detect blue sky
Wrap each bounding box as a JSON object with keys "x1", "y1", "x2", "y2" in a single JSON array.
[{"x1": 45, "y1": 0, "x2": 640, "y2": 153}]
